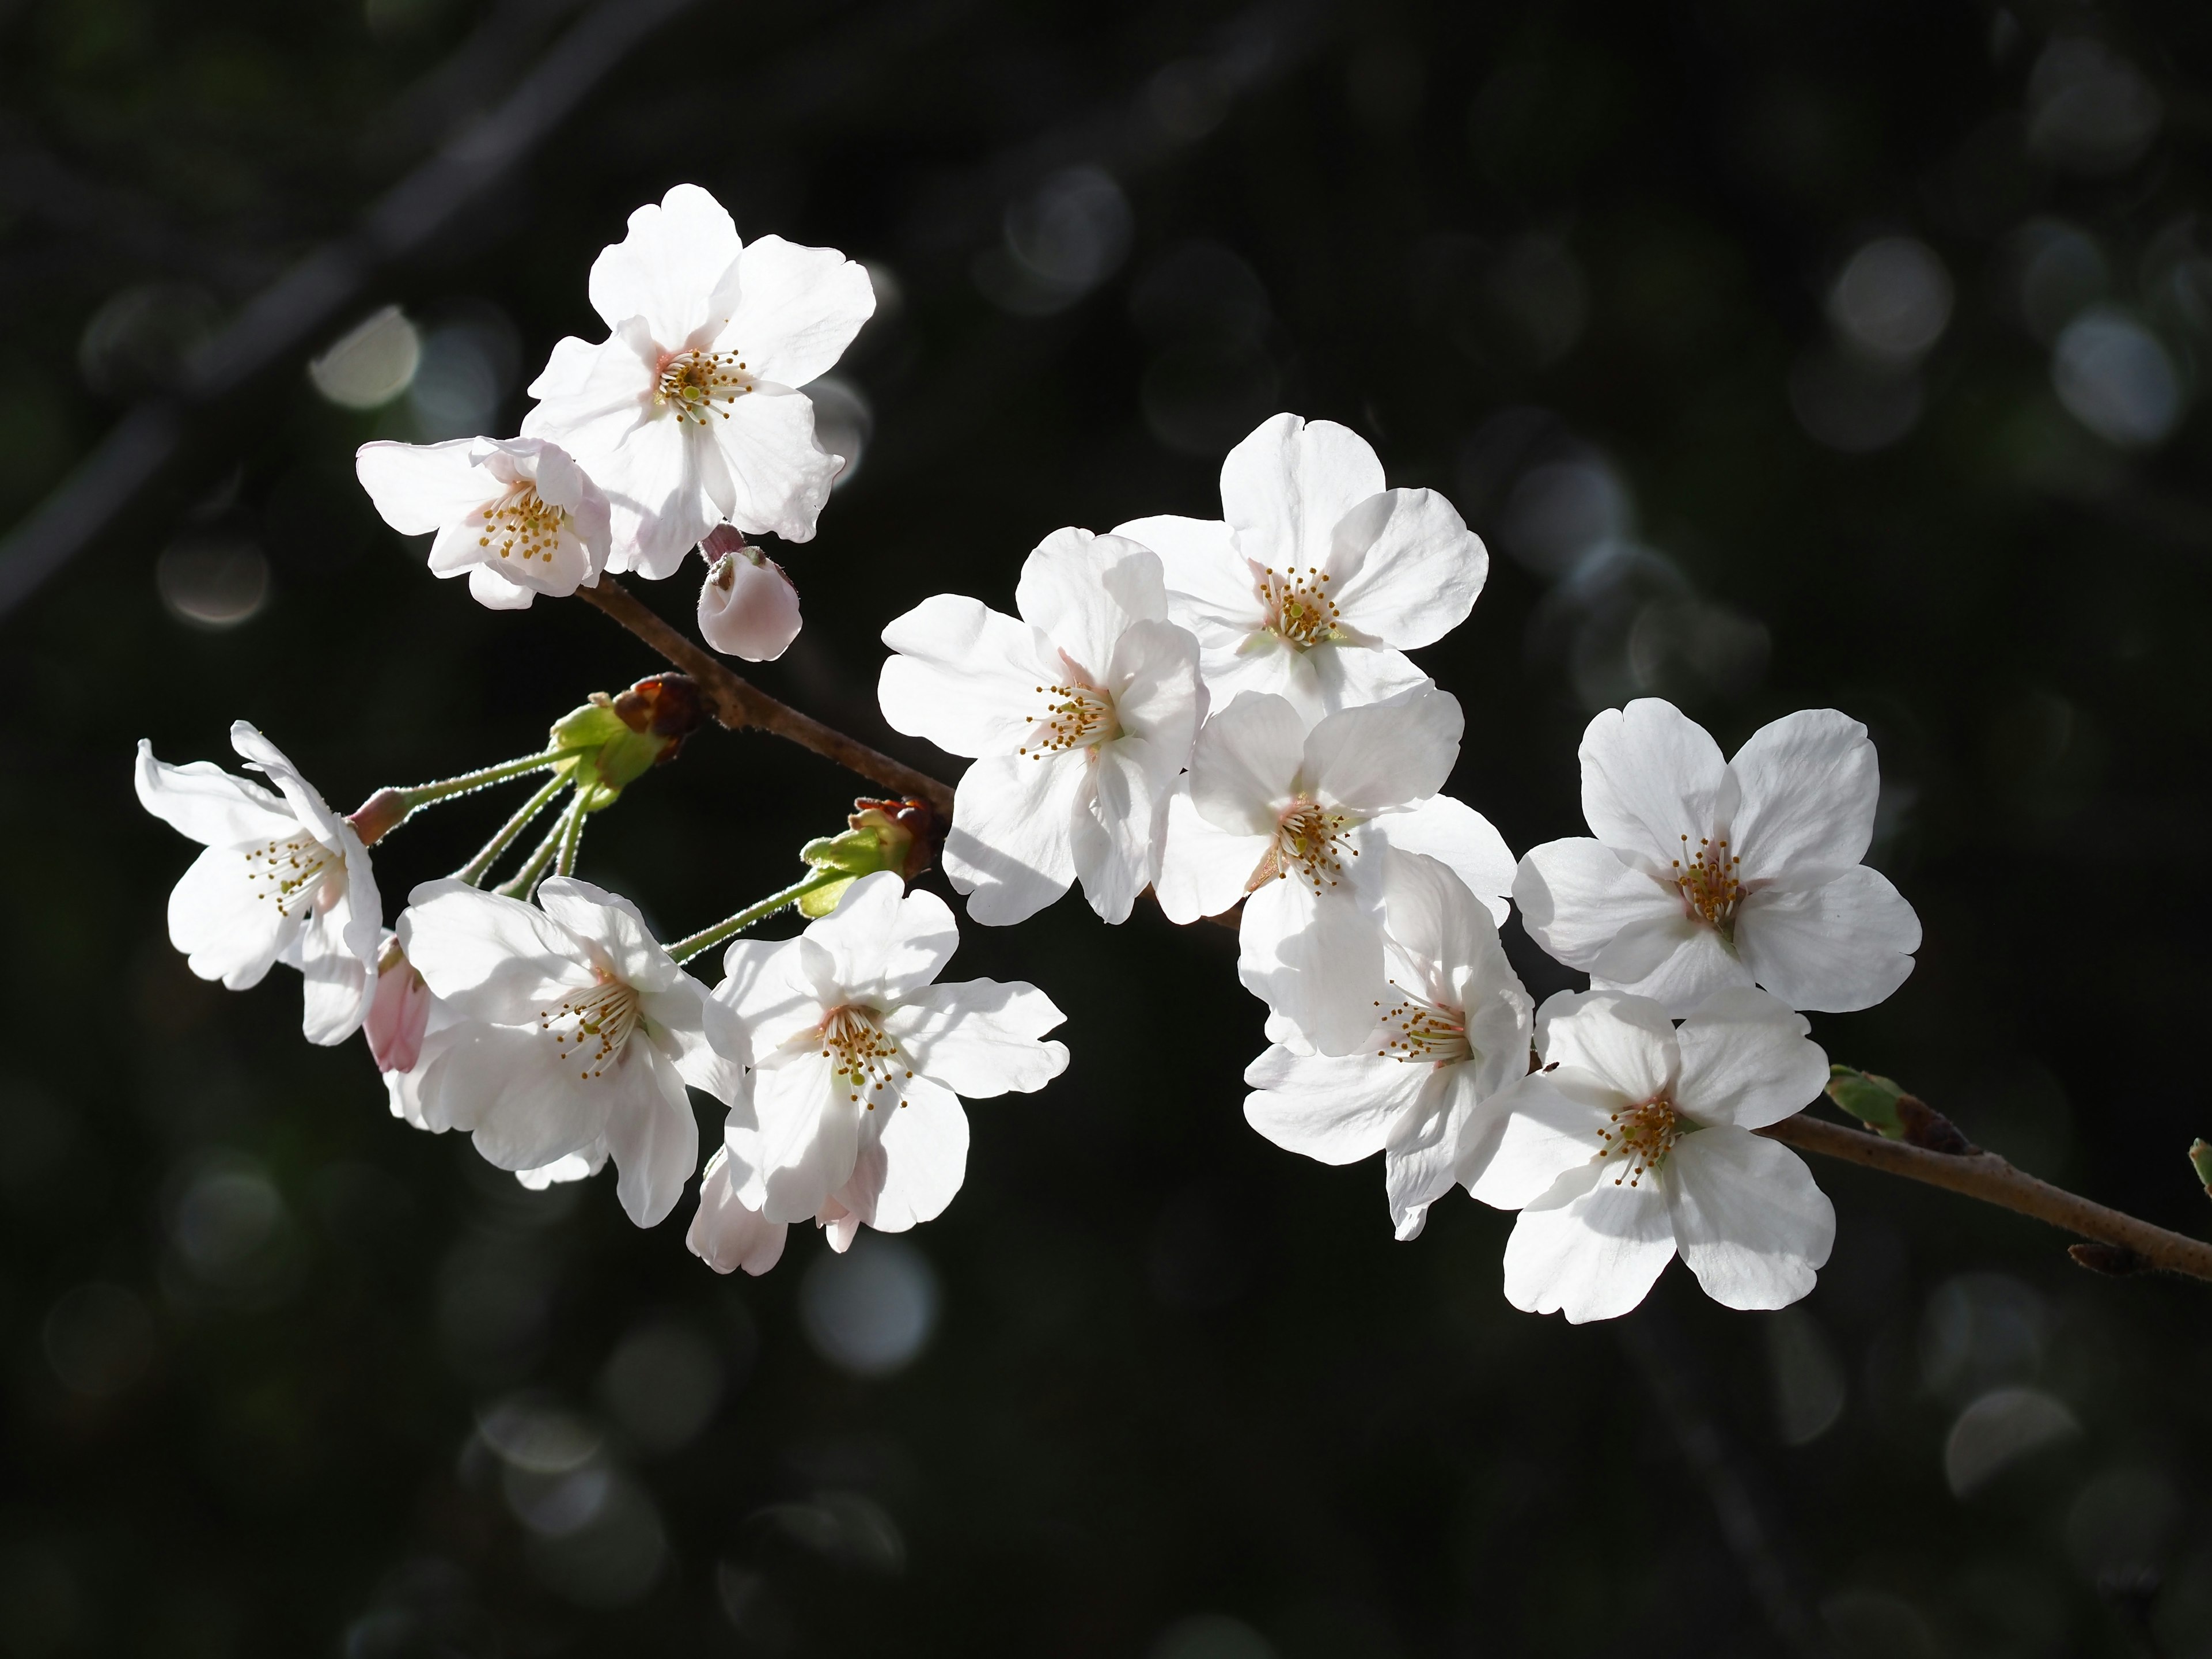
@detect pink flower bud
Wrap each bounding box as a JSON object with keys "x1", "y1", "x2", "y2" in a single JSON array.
[
  {"x1": 697, "y1": 530, "x2": 802, "y2": 661},
  {"x1": 364, "y1": 940, "x2": 433, "y2": 1076}
]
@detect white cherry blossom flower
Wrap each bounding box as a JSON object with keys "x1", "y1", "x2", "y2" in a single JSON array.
[
  {"x1": 519, "y1": 183, "x2": 874, "y2": 577},
  {"x1": 354, "y1": 435, "x2": 611, "y2": 610},
  {"x1": 687, "y1": 1147, "x2": 790, "y2": 1275},
  {"x1": 1113, "y1": 412, "x2": 1487, "y2": 718},
  {"x1": 1473, "y1": 987, "x2": 1832, "y2": 1323},
  {"x1": 135, "y1": 722, "x2": 382, "y2": 1046},
  {"x1": 1154, "y1": 684, "x2": 1514, "y2": 1055},
  {"x1": 877, "y1": 527, "x2": 1205, "y2": 925},
  {"x1": 1514, "y1": 699, "x2": 1921, "y2": 1016},
  {"x1": 397, "y1": 877, "x2": 748, "y2": 1227},
  {"x1": 711, "y1": 873, "x2": 1067, "y2": 1243},
  {"x1": 696, "y1": 526, "x2": 802, "y2": 660},
  {"x1": 1244, "y1": 853, "x2": 1533, "y2": 1240}
]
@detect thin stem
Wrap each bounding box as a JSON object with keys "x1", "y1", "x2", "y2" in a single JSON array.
[
  {"x1": 455, "y1": 775, "x2": 569, "y2": 887},
  {"x1": 1758, "y1": 1112, "x2": 2212, "y2": 1283},
  {"x1": 399, "y1": 750, "x2": 566, "y2": 809},
  {"x1": 497, "y1": 796, "x2": 578, "y2": 899},
  {"x1": 575, "y1": 575, "x2": 955, "y2": 817},
  {"x1": 667, "y1": 869, "x2": 845, "y2": 966},
  {"x1": 554, "y1": 792, "x2": 587, "y2": 878}
]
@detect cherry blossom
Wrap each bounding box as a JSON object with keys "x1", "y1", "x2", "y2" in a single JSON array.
[
  {"x1": 1514, "y1": 699, "x2": 1921, "y2": 1016},
  {"x1": 696, "y1": 525, "x2": 802, "y2": 660},
  {"x1": 877, "y1": 527, "x2": 1205, "y2": 924},
  {"x1": 135, "y1": 722, "x2": 382, "y2": 1046},
  {"x1": 687, "y1": 1147, "x2": 790, "y2": 1275},
  {"x1": 354, "y1": 435, "x2": 610, "y2": 610},
  {"x1": 1154, "y1": 683, "x2": 1513, "y2": 1055},
  {"x1": 519, "y1": 183, "x2": 874, "y2": 577},
  {"x1": 1472, "y1": 987, "x2": 1833, "y2": 1323},
  {"x1": 397, "y1": 876, "x2": 748, "y2": 1226},
  {"x1": 1244, "y1": 853, "x2": 1533, "y2": 1240},
  {"x1": 710, "y1": 873, "x2": 1067, "y2": 1245},
  {"x1": 1113, "y1": 412, "x2": 1487, "y2": 718}
]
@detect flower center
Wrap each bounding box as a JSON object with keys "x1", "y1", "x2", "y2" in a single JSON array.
[
  {"x1": 1672, "y1": 834, "x2": 1742, "y2": 938},
  {"x1": 1016, "y1": 682, "x2": 1120, "y2": 758},
  {"x1": 1597, "y1": 1096, "x2": 1684, "y2": 1187},
  {"x1": 478, "y1": 486, "x2": 570, "y2": 566},
  {"x1": 1248, "y1": 797, "x2": 1361, "y2": 893},
  {"x1": 539, "y1": 979, "x2": 643, "y2": 1081},
  {"x1": 1373, "y1": 988, "x2": 1472, "y2": 1066},
  {"x1": 655, "y1": 349, "x2": 752, "y2": 424},
  {"x1": 818, "y1": 1006, "x2": 911, "y2": 1108},
  {"x1": 1255, "y1": 564, "x2": 1342, "y2": 649},
  {"x1": 243, "y1": 836, "x2": 342, "y2": 918}
]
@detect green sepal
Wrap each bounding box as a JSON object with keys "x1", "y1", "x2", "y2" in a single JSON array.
[{"x1": 2191, "y1": 1138, "x2": 2212, "y2": 1197}]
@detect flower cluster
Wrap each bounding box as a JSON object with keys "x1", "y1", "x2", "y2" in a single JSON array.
[
  {"x1": 356, "y1": 183, "x2": 873, "y2": 656},
  {"x1": 137, "y1": 185, "x2": 1926, "y2": 1328}
]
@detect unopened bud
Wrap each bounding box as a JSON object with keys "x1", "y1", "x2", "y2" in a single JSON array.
[
  {"x1": 347, "y1": 787, "x2": 411, "y2": 846},
  {"x1": 547, "y1": 673, "x2": 706, "y2": 810},
  {"x1": 2192, "y1": 1138, "x2": 2212, "y2": 1196},
  {"x1": 698, "y1": 531, "x2": 802, "y2": 661},
  {"x1": 1826, "y1": 1065, "x2": 1907, "y2": 1137},
  {"x1": 796, "y1": 797, "x2": 938, "y2": 918}
]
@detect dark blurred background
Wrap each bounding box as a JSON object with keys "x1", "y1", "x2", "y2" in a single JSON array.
[{"x1": 2, "y1": 0, "x2": 2210, "y2": 1652}]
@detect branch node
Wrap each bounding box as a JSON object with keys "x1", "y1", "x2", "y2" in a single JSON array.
[{"x1": 2069, "y1": 1240, "x2": 2154, "y2": 1277}]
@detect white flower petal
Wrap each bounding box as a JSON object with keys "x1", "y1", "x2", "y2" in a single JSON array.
[
  {"x1": 1302, "y1": 641, "x2": 1431, "y2": 716},
  {"x1": 751, "y1": 1051, "x2": 861, "y2": 1224},
  {"x1": 133, "y1": 742, "x2": 296, "y2": 849},
  {"x1": 292, "y1": 903, "x2": 375, "y2": 1046},
  {"x1": 1539, "y1": 991, "x2": 1678, "y2": 1101},
  {"x1": 431, "y1": 1022, "x2": 610, "y2": 1172},
  {"x1": 1154, "y1": 787, "x2": 1269, "y2": 924},
  {"x1": 466, "y1": 562, "x2": 538, "y2": 609},
  {"x1": 1189, "y1": 691, "x2": 1305, "y2": 835},
  {"x1": 722, "y1": 233, "x2": 874, "y2": 388},
  {"x1": 797, "y1": 873, "x2": 956, "y2": 1003},
  {"x1": 1513, "y1": 838, "x2": 1681, "y2": 970},
  {"x1": 835, "y1": 1071, "x2": 969, "y2": 1233},
  {"x1": 1111, "y1": 512, "x2": 1263, "y2": 628},
  {"x1": 168, "y1": 840, "x2": 297, "y2": 989},
  {"x1": 1325, "y1": 487, "x2": 1486, "y2": 649},
  {"x1": 354, "y1": 438, "x2": 494, "y2": 536},
  {"x1": 400, "y1": 878, "x2": 591, "y2": 1022},
  {"x1": 943, "y1": 752, "x2": 1086, "y2": 926},
  {"x1": 878, "y1": 594, "x2": 1060, "y2": 758},
  {"x1": 1107, "y1": 618, "x2": 1205, "y2": 760},
  {"x1": 1579, "y1": 699, "x2": 1730, "y2": 868},
  {"x1": 535, "y1": 877, "x2": 680, "y2": 992},
  {"x1": 586, "y1": 183, "x2": 743, "y2": 344},
  {"x1": 1220, "y1": 414, "x2": 1386, "y2": 571},
  {"x1": 1734, "y1": 866, "x2": 1921, "y2": 1013},
  {"x1": 1303, "y1": 683, "x2": 1461, "y2": 815},
  {"x1": 711, "y1": 384, "x2": 841, "y2": 544},
  {"x1": 1243, "y1": 1044, "x2": 1425, "y2": 1164},
  {"x1": 1502, "y1": 1164, "x2": 1677, "y2": 1323},
  {"x1": 688, "y1": 1147, "x2": 790, "y2": 1275},
  {"x1": 1467, "y1": 1073, "x2": 1614, "y2": 1209},
  {"x1": 1590, "y1": 916, "x2": 1752, "y2": 1017},
  {"x1": 1369, "y1": 794, "x2": 1513, "y2": 923},
  {"x1": 1071, "y1": 742, "x2": 1158, "y2": 923},
  {"x1": 1237, "y1": 877, "x2": 1385, "y2": 1056},
  {"x1": 882, "y1": 978, "x2": 1069, "y2": 1097},
  {"x1": 1672, "y1": 988, "x2": 1826, "y2": 1130},
  {"x1": 604, "y1": 1040, "x2": 701, "y2": 1228},
  {"x1": 714, "y1": 937, "x2": 822, "y2": 1052},
  {"x1": 1726, "y1": 708, "x2": 1880, "y2": 884},
  {"x1": 1014, "y1": 528, "x2": 1164, "y2": 675},
  {"x1": 1665, "y1": 1128, "x2": 1833, "y2": 1310}
]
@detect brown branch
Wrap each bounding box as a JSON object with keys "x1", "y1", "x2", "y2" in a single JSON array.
[
  {"x1": 577, "y1": 575, "x2": 955, "y2": 819},
  {"x1": 1758, "y1": 1112, "x2": 2212, "y2": 1283}
]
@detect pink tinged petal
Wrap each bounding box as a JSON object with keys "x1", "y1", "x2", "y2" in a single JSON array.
[
  {"x1": 1324, "y1": 487, "x2": 1488, "y2": 649},
  {"x1": 399, "y1": 878, "x2": 591, "y2": 1022},
  {"x1": 134, "y1": 742, "x2": 296, "y2": 847},
  {"x1": 604, "y1": 1041, "x2": 700, "y2": 1227},
  {"x1": 882, "y1": 978, "x2": 1069, "y2": 1097},
  {"x1": 699, "y1": 550, "x2": 802, "y2": 660},
  {"x1": 688, "y1": 1148, "x2": 790, "y2": 1275},
  {"x1": 1672, "y1": 988, "x2": 1827, "y2": 1130},
  {"x1": 168, "y1": 841, "x2": 298, "y2": 988},
  {"x1": 1014, "y1": 528, "x2": 1165, "y2": 675},
  {"x1": 366, "y1": 956, "x2": 433, "y2": 1075},
  {"x1": 1514, "y1": 837, "x2": 1681, "y2": 971},
  {"x1": 807, "y1": 874, "x2": 959, "y2": 1005},
  {"x1": 1578, "y1": 698, "x2": 1730, "y2": 868},
  {"x1": 1369, "y1": 794, "x2": 1513, "y2": 922},
  {"x1": 1107, "y1": 619, "x2": 1205, "y2": 760},
  {"x1": 1468, "y1": 1073, "x2": 1616, "y2": 1209},
  {"x1": 1111, "y1": 513, "x2": 1264, "y2": 628},
  {"x1": 710, "y1": 385, "x2": 840, "y2": 545},
  {"x1": 1726, "y1": 708, "x2": 1880, "y2": 884},
  {"x1": 293, "y1": 905, "x2": 375, "y2": 1046},
  {"x1": 1734, "y1": 866, "x2": 1921, "y2": 1014},
  {"x1": 467, "y1": 563, "x2": 536, "y2": 609},
  {"x1": 1237, "y1": 877, "x2": 1386, "y2": 1057},
  {"x1": 1503, "y1": 1165, "x2": 1678, "y2": 1323},
  {"x1": 1302, "y1": 683, "x2": 1462, "y2": 814},
  {"x1": 354, "y1": 438, "x2": 494, "y2": 535},
  {"x1": 1665, "y1": 1128, "x2": 1834, "y2": 1310},
  {"x1": 586, "y1": 182, "x2": 743, "y2": 344},
  {"x1": 837, "y1": 1072, "x2": 969, "y2": 1232},
  {"x1": 878, "y1": 594, "x2": 1060, "y2": 758},
  {"x1": 751, "y1": 1053, "x2": 861, "y2": 1224},
  {"x1": 1190, "y1": 691, "x2": 1306, "y2": 834},
  {"x1": 1539, "y1": 993, "x2": 1679, "y2": 1101},
  {"x1": 535, "y1": 877, "x2": 679, "y2": 992},
  {"x1": 1154, "y1": 788, "x2": 1270, "y2": 924},
  {"x1": 1219, "y1": 413, "x2": 1387, "y2": 571},
  {"x1": 722, "y1": 233, "x2": 876, "y2": 387},
  {"x1": 942, "y1": 752, "x2": 1086, "y2": 926},
  {"x1": 1243, "y1": 1046, "x2": 1424, "y2": 1164}
]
